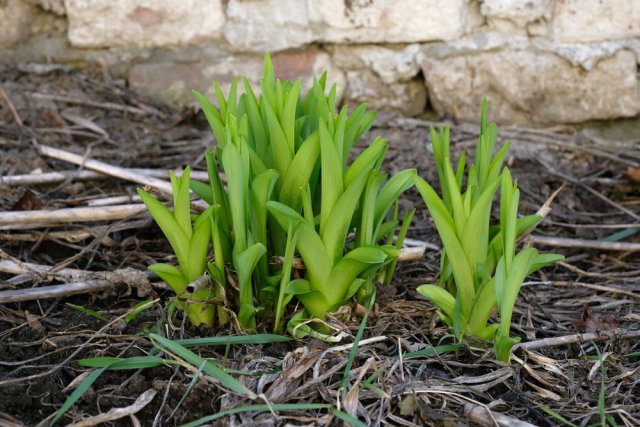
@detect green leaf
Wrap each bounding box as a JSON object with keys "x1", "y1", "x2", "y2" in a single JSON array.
[
  {"x1": 267, "y1": 201, "x2": 332, "y2": 287},
  {"x1": 264, "y1": 94, "x2": 292, "y2": 177},
  {"x1": 192, "y1": 90, "x2": 226, "y2": 146},
  {"x1": 319, "y1": 119, "x2": 344, "y2": 235},
  {"x1": 282, "y1": 79, "x2": 302, "y2": 153},
  {"x1": 358, "y1": 172, "x2": 386, "y2": 246},
  {"x1": 234, "y1": 243, "x2": 267, "y2": 329},
  {"x1": 413, "y1": 176, "x2": 474, "y2": 317},
  {"x1": 321, "y1": 246, "x2": 391, "y2": 309},
  {"x1": 528, "y1": 253, "x2": 564, "y2": 275},
  {"x1": 331, "y1": 409, "x2": 368, "y2": 427},
  {"x1": 417, "y1": 284, "x2": 457, "y2": 323},
  {"x1": 65, "y1": 303, "x2": 109, "y2": 322},
  {"x1": 343, "y1": 103, "x2": 375, "y2": 164},
  {"x1": 149, "y1": 263, "x2": 188, "y2": 294},
  {"x1": 274, "y1": 223, "x2": 299, "y2": 333},
  {"x1": 344, "y1": 137, "x2": 387, "y2": 188},
  {"x1": 124, "y1": 300, "x2": 155, "y2": 325},
  {"x1": 442, "y1": 159, "x2": 467, "y2": 235},
  {"x1": 138, "y1": 188, "x2": 190, "y2": 269},
  {"x1": 184, "y1": 208, "x2": 213, "y2": 281},
  {"x1": 77, "y1": 356, "x2": 166, "y2": 370},
  {"x1": 374, "y1": 169, "x2": 416, "y2": 226},
  {"x1": 190, "y1": 179, "x2": 213, "y2": 205},
  {"x1": 221, "y1": 142, "x2": 249, "y2": 251},
  {"x1": 242, "y1": 78, "x2": 268, "y2": 159},
  {"x1": 500, "y1": 168, "x2": 518, "y2": 270},
  {"x1": 170, "y1": 167, "x2": 193, "y2": 240},
  {"x1": 321, "y1": 169, "x2": 370, "y2": 264},
  {"x1": 284, "y1": 278, "x2": 313, "y2": 295},
  {"x1": 52, "y1": 366, "x2": 108, "y2": 425},
  {"x1": 460, "y1": 177, "x2": 500, "y2": 271},
  {"x1": 494, "y1": 248, "x2": 538, "y2": 361},
  {"x1": 279, "y1": 132, "x2": 320, "y2": 210}
]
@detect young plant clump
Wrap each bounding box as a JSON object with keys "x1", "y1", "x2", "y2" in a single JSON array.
[
  {"x1": 139, "y1": 55, "x2": 415, "y2": 335},
  {"x1": 413, "y1": 101, "x2": 564, "y2": 362}
]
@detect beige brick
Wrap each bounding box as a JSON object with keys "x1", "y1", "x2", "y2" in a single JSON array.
[
  {"x1": 65, "y1": 0, "x2": 224, "y2": 48},
  {"x1": 552, "y1": 0, "x2": 640, "y2": 43},
  {"x1": 421, "y1": 49, "x2": 639, "y2": 124}
]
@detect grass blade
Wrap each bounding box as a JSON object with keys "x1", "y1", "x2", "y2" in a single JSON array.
[
  {"x1": 51, "y1": 366, "x2": 108, "y2": 425},
  {"x1": 340, "y1": 290, "x2": 375, "y2": 395},
  {"x1": 150, "y1": 333, "x2": 255, "y2": 398},
  {"x1": 77, "y1": 356, "x2": 166, "y2": 370}
]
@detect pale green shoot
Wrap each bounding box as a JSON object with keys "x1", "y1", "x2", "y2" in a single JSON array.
[
  {"x1": 138, "y1": 167, "x2": 216, "y2": 327},
  {"x1": 415, "y1": 101, "x2": 563, "y2": 361}
]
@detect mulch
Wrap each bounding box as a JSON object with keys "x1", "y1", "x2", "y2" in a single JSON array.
[{"x1": 0, "y1": 66, "x2": 639, "y2": 426}]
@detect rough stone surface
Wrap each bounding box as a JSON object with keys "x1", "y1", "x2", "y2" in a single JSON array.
[
  {"x1": 343, "y1": 70, "x2": 427, "y2": 116},
  {"x1": 25, "y1": 0, "x2": 66, "y2": 15},
  {"x1": 331, "y1": 45, "x2": 421, "y2": 84},
  {"x1": 224, "y1": 0, "x2": 467, "y2": 52},
  {"x1": 421, "y1": 49, "x2": 639, "y2": 124},
  {"x1": 551, "y1": 0, "x2": 640, "y2": 43},
  {"x1": 309, "y1": 0, "x2": 467, "y2": 44},
  {"x1": 482, "y1": 0, "x2": 551, "y2": 24},
  {"x1": 128, "y1": 51, "x2": 344, "y2": 109},
  {"x1": 224, "y1": 0, "x2": 312, "y2": 52},
  {"x1": 0, "y1": 0, "x2": 35, "y2": 49},
  {"x1": 65, "y1": 0, "x2": 225, "y2": 48},
  {"x1": 331, "y1": 45, "x2": 426, "y2": 115}
]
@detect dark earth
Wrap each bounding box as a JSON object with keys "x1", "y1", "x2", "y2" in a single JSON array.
[{"x1": 0, "y1": 66, "x2": 639, "y2": 426}]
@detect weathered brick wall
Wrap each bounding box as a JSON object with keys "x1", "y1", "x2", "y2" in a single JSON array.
[{"x1": 1, "y1": 0, "x2": 639, "y2": 125}]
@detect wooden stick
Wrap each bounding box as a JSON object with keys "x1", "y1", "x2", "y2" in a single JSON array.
[
  {"x1": 530, "y1": 235, "x2": 640, "y2": 252},
  {"x1": 0, "y1": 258, "x2": 166, "y2": 303},
  {"x1": 31, "y1": 92, "x2": 150, "y2": 115},
  {"x1": 0, "y1": 258, "x2": 99, "y2": 280},
  {"x1": 37, "y1": 145, "x2": 174, "y2": 194},
  {"x1": 0, "y1": 168, "x2": 209, "y2": 186},
  {"x1": 0, "y1": 279, "x2": 120, "y2": 303},
  {"x1": 0, "y1": 204, "x2": 147, "y2": 228},
  {"x1": 515, "y1": 329, "x2": 640, "y2": 351},
  {"x1": 273, "y1": 246, "x2": 427, "y2": 269},
  {"x1": 86, "y1": 195, "x2": 142, "y2": 207},
  {"x1": 0, "y1": 219, "x2": 149, "y2": 242}
]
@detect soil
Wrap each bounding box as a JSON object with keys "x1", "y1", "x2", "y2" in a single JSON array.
[{"x1": 1, "y1": 66, "x2": 639, "y2": 427}]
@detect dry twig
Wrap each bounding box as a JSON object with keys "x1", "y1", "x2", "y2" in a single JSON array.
[
  {"x1": 67, "y1": 389, "x2": 157, "y2": 427},
  {"x1": 0, "y1": 204, "x2": 147, "y2": 229}
]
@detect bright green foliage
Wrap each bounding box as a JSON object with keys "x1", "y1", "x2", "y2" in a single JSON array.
[
  {"x1": 413, "y1": 100, "x2": 563, "y2": 361},
  {"x1": 138, "y1": 168, "x2": 218, "y2": 327},
  {"x1": 143, "y1": 54, "x2": 414, "y2": 333}
]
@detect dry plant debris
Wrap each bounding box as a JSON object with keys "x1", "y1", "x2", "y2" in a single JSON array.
[{"x1": 0, "y1": 66, "x2": 638, "y2": 426}]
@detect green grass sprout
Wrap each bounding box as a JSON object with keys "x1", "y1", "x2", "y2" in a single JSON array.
[
  {"x1": 413, "y1": 100, "x2": 563, "y2": 361},
  {"x1": 141, "y1": 54, "x2": 414, "y2": 333}
]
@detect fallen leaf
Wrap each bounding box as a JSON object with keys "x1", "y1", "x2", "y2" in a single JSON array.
[
  {"x1": 624, "y1": 165, "x2": 640, "y2": 184},
  {"x1": 11, "y1": 189, "x2": 43, "y2": 211},
  {"x1": 25, "y1": 310, "x2": 46, "y2": 333}
]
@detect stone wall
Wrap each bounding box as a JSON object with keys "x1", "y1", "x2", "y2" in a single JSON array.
[{"x1": 1, "y1": 0, "x2": 639, "y2": 125}]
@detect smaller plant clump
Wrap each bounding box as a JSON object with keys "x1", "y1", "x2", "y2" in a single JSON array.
[
  {"x1": 139, "y1": 54, "x2": 415, "y2": 336},
  {"x1": 413, "y1": 100, "x2": 564, "y2": 361}
]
